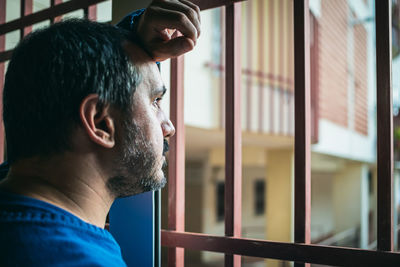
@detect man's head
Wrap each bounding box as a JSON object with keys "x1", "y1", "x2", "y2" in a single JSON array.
[{"x1": 3, "y1": 19, "x2": 174, "y2": 197}]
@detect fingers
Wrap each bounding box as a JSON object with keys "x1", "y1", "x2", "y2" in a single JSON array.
[
  {"x1": 136, "y1": 0, "x2": 201, "y2": 61},
  {"x1": 156, "y1": 0, "x2": 201, "y2": 38},
  {"x1": 151, "y1": 36, "x2": 195, "y2": 61},
  {"x1": 179, "y1": 0, "x2": 201, "y2": 23},
  {"x1": 148, "y1": 6, "x2": 199, "y2": 44}
]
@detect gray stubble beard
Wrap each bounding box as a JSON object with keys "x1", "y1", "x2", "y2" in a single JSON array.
[{"x1": 107, "y1": 117, "x2": 166, "y2": 198}]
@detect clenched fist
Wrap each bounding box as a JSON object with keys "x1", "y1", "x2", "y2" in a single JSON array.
[{"x1": 135, "y1": 0, "x2": 201, "y2": 61}]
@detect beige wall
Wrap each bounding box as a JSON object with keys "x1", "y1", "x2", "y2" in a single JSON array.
[
  {"x1": 311, "y1": 172, "x2": 334, "y2": 241},
  {"x1": 265, "y1": 149, "x2": 293, "y2": 267},
  {"x1": 333, "y1": 162, "x2": 365, "y2": 233}
]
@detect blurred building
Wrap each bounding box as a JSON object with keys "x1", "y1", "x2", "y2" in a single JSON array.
[{"x1": 158, "y1": 0, "x2": 400, "y2": 266}]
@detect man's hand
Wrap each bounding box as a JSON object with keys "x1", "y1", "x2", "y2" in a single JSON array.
[{"x1": 136, "y1": 0, "x2": 201, "y2": 61}]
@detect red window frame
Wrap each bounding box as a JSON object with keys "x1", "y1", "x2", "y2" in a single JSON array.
[{"x1": 0, "y1": 0, "x2": 399, "y2": 266}]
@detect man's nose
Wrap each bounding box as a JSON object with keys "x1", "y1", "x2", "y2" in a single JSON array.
[{"x1": 162, "y1": 119, "x2": 175, "y2": 138}]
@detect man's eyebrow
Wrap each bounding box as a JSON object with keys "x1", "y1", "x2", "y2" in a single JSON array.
[{"x1": 152, "y1": 86, "x2": 167, "y2": 97}]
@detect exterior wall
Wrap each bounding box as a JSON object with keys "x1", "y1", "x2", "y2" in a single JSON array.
[
  {"x1": 239, "y1": 0, "x2": 294, "y2": 136},
  {"x1": 353, "y1": 23, "x2": 368, "y2": 135},
  {"x1": 311, "y1": 172, "x2": 334, "y2": 241},
  {"x1": 197, "y1": 147, "x2": 268, "y2": 263},
  {"x1": 332, "y1": 163, "x2": 366, "y2": 233},
  {"x1": 315, "y1": 0, "x2": 368, "y2": 135},
  {"x1": 265, "y1": 149, "x2": 294, "y2": 267},
  {"x1": 313, "y1": 0, "x2": 375, "y2": 163},
  {"x1": 318, "y1": 0, "x2": 349, "y2": 128}
]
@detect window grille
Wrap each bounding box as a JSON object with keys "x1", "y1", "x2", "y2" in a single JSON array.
[{"x1": 163, "y1": 0, "x2": 400, "y2": 266}]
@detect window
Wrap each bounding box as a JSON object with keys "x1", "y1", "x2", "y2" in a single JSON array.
[
  {"x1": 216, "y1": 181, "x2": 225, "y2": 221},
  {"x1": 254, "y1": 180, "x2": 265, "y2": 216}
]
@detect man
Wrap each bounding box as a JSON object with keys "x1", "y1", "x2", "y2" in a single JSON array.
[{"x1": 0, "y1": 0, "x2": 200, "y2": 265}]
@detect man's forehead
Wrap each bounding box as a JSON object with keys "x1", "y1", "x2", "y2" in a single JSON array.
[{"x1": 123, "y1": 41, "x2": 163, "y2": 89}]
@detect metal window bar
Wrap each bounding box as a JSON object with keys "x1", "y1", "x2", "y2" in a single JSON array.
[
  {"x1": 0, "y1": 0, "x2": 107, "y2": 62},
  {"x1": 84, "y1": 5, "x2": 97, "y2": 21},
  {"x1": 293, "y1": 1, "x2": 311, "y2": 267},
  {"x1": 0, "y1": 0, "x2": 5, "y2": 163},
  {"x1": 224, "y1": 2, "x2": 242, "y2": 266},
  {"x1": 376, "y1": 0, "x2": 394, "y2": 252},
  {"x1": 50, "y1": 0, "x2": 63, "y2": 24},
  {"x1": 168, "y1": 55, "x2": 185, "y2": 267},
  {"x1": 20, "y1": 0, "x2": 33, "y2": 39}
]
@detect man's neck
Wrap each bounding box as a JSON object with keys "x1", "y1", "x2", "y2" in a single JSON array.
[{"x1": 0, "y1": 154, "x2": 114, "y2": 228}]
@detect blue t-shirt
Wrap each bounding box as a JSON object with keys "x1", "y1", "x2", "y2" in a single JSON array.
[{"x1": 0, "y1": 190, "x2": 127, "y2": 266}]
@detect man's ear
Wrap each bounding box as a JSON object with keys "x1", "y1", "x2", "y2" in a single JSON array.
[{"x1": 79, "y1": 94, "x2": 115, "y2": 148}]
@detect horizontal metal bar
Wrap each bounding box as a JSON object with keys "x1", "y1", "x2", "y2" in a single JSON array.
[
  {"x1": 161, "y1": 230, "x2": 400, "y2": 266},
  {"x1": 191, "y1": 0, "x2": 247, "y2": 11},
  {"x1": 0, "y1": 0, "x2": 107, "y2": 36},
  {"x1": 0, "y1": 50, "x2": 12, "y2": 62}
]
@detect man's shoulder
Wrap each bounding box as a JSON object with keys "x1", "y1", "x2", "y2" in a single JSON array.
[{"x1": 0, "y1": 191, "x2": 126, "y2": 266}]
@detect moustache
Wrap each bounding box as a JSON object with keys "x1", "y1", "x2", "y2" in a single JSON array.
[{"x1": 163, "y1": 139, "x2": 169, "y2": 155}]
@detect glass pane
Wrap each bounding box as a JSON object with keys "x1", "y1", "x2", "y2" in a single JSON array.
[
  {"x1": 240, "y1": 0, "x2": 294, "y2": 243},
  {"x1": 310, "y1": 0, "x2": 376, "y2": 249}
]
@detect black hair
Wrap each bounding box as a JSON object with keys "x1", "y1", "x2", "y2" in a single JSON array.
[{"x1": 3, "y1": 19, "x2": 141, "y2": 164}]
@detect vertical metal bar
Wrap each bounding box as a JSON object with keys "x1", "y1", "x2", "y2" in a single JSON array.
[
  {"x1": 20, "y1": 0, "x2": 33, "y2": 39},
  {"x1": 88, "y1": 5, "x2": 97, "y2": 21},
  {"x1": 84, "y1": 7, "x2": 89, "y2": 18},
  {"x1": 50, "y1": 0, "x2": 55, "y2": 24},
  {"x1": 50, "y1": 0, "x2": 63, "y2": 24},
  {"x1": 0, "y1": 0, "x2": 5, "y2": 162},
  {"x1": 225, "y1": 2, "x2": 242, "y2": 267},
  {"x1": 84, "y1": 5, "x2": 97, "y2": 21},
  {"x1": 168, "y1": 55, "x2": 185, "y2": 267},
  {"x1": 376, "y1": 0, "x2": 394, "y2": 252},
  {"x1": 294, "y1": 0, "x2": 311, "y2": 266}
]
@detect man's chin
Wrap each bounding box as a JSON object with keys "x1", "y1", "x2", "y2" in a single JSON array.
[{"x1": 139, "y1": 172, "x2": 166, "y2": 193}]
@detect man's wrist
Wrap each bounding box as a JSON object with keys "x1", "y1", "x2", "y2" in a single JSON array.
[{"x1": 129, "y1": 8, "x2": 145, "y2": 34}]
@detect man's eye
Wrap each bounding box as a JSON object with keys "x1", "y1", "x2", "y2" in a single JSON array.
[{"x1": 153, "y1": 97, "x2": 162, "y2": 108}]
